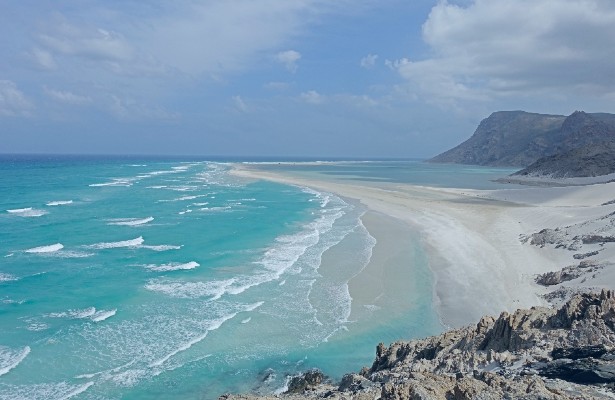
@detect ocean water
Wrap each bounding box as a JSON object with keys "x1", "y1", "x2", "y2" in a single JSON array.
[
  {"x1": 257, "y1": 160, "x2": 519, "y2": 189},
  {"x1": 0, "y1": 156, "x2": 512, "y2": 399}
]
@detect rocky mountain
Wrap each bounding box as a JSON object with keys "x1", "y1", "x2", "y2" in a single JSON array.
[
  {"x1": 430, "y1": 111, "x2": 615, "y2": 167},
  {"x1": 514, "y1": 141, "x2": 615, "y2": 178},
  {"x1": 221, "y1": 290, "x2": 615, "y2": 400}
]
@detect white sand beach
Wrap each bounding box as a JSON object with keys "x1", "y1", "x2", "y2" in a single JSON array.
[{"x1": 232, "y1": 164, "x2": 615, "y2": 328}]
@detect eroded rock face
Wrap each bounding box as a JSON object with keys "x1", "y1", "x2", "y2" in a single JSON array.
[
  {"x1": 221, "y1": 291, "x2": 615, "y2": 400},
  {"x1": 285, "y1": 370, "x2": 326, "y2": 394}
]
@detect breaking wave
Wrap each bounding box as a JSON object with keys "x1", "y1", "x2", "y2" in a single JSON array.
[
  {"x1": 24, "y1": 243, "x2": 64, "y2": 253},
  {"x1": 6, "y1": 207, "x2": 48, "y2": 217},
  {"x1": 143, "y1": 262, "x2": 200, "y2": 272},
  {"x1": 107, "y1": 217, "x2": 154, "y2": 226},
  {"x1": 46, "y1": 200, "x2": 73, "y2": 206},
  {"x1": 0, "y1": 345, "x2": 30, "y2": 377},
  {"x1": 85, "y1": 237, "x2": 144, "y2": 249}
]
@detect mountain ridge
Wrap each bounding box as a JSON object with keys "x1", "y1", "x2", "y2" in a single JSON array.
[{"x1": 430, "y1": 110, "x2": 615, "y2": 168}]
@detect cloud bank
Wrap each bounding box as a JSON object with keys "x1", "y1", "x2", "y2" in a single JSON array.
[{"x1": 391, "y1": 0, "x2": 615, "y2": 107}]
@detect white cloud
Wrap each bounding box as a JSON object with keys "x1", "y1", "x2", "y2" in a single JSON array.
[
  {"x1": 44, "y1": 87, "x2": 92, "y2": 105},
  {"x1": 276, "y1": 50, "x2": 302, "y2": 73},
  {"x1": 28, "y1": 2, "x2": 365, "y2": 79},
  {"x1": 31, "y1": 48, "x2": 56, "y2": 69},
  {"x1": 136, "y1": 1, "x2": 348, "y2": 77},
  {"x1": 109, "y1": 95, "x2": 178, "y2": 121},
  {"x1": 39, "y1": 25, "x2": 134, "y2": 62},
  {"x1": 393, "y1": 0, "x2": 615, "y2": 107},
  {"x1": 300, "y1": 90, "x2": 325, "y2": 104},
  {"x1": 0, "y1": 80, "x2": 34, "y2": 117},
  {"x1": 233, "y1": 95, "x2": 248, "y2": 112},
  {"x1": 360, "y1": 54, "x2": 378, "y2": 69}
]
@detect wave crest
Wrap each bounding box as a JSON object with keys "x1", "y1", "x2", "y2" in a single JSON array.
[{"x1": 25, "y1": 243, "x2": 64, "y2": 253}]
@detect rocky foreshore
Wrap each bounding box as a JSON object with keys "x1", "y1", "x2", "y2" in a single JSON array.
[{"x1": 221, "y1": 290, "x2": 615, "y2": 400}]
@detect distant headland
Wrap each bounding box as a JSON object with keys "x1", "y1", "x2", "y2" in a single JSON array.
[{"x1": 430, "y1": 110, "x2": 615, "y2": 179}]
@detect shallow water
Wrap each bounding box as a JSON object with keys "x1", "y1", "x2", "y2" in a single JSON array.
[{"x1": 0, "y1": 156, "x2": 513, "y2": 399}]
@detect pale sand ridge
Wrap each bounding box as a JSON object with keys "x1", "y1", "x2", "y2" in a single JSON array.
[{"x1": 231, "y1": 164, "x2": 615, "y2": 328}]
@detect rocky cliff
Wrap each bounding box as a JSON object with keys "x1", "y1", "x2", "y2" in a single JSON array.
[
  {"x1": 513, "y1": 141, "x2": 615, "y2": 178},
  {"x1": 221, "y1": 290, "x2": 615, "y2": 400},
  {"x1": 430, "y1": 111, "x2": 615, "y2": 167}
]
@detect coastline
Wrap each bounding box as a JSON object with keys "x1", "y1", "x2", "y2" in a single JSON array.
[{"x1": 231, "y1": 163, "x2": 615, "y2": 328}]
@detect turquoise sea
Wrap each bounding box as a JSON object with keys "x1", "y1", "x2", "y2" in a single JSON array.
[{"x1": 0, "y1": 156, "x2": 517, "y2": 399}]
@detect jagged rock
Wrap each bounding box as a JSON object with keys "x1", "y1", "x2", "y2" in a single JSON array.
[
  {"x1": 535, "y1": 261, "x2": 603, "y2": 286},
  {"x1": 522, "y1": 211, "x2": 615, "y2": 260},
  {"x1": 578, "y1": 235, "x2": 615, "y2": 244},
  {"x1": 523, "y1": 228, "x2": 564, "y2": 247},
  {"x1": 552, "y1": 345, "x2": 610, "y2": 360},
  {"x1": 574, "y1": 250, "x2": 600, "y2": 259},
  {"x1": 338, "y1": 373, "x2": 377, "y2": 392},
  {"x1": 221, "y1": 291, "x2": 615, "y2": 400},
  {"x1": 541, "y1": 356, "x2": 615, "y2": 384},
  {"x1": 285, "y1": 369, "x2": 326, "y2": 394}
]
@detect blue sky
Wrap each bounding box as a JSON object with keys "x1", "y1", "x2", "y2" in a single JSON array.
[{"x1": 1, "y1": 0, "x2": 615, "y2": 158}]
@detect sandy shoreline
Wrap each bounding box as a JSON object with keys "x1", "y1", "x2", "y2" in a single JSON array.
[{"x1": 231, "y1": 163, "x2": 615, "y2": 328}]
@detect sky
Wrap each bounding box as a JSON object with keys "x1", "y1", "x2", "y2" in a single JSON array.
[{"x1": 1, "y1": 0, "x2": 615, "y2": 158}]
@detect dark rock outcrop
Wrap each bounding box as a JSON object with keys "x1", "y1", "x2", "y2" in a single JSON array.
[
  {"x1": 430, "y1": 110, "x2": 615, "y2": 168},
  {"x1": 535, "y1": 261, "x2": 603, "y2": 286},
  {"x1": 514, "y1": 141, "x2": 615, "y2": 178},
  {"x1": 285, "y1": 369, "x2": 326, "y2": 394}
]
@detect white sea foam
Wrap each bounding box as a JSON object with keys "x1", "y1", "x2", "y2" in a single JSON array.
[
  {"x1": 2, "y1": 298, "x2": 26, "y2": 305},
  {"x1": 47, "y1": 307, "x2": 96, "y2": 319},
  {"x1": 58, "y1": 381, "x2": 94, "y2": 399},
  {"x1": 141, "y1": 244, "x2": 182, "y2": 251},
  {"x1": 46, "y1": 200, "x2": 73, "y2": 206},
  {"x1": 149, "y1": 331, "x2": 209, "y2": 368},
  {"x1": 7, "y1": 207, "x2": 48, "y2": 217},
  {"x1": 89, "y1": 178, "x2": 134, "y2": 187},
  {"x1": 241, "y1": 317, "x2": 251, "y2": 324},
  {"x1": 46, "y1": 307, "x2": 116, "y2": 322},
  {"x1": 143, "y1": 262, "x2": 200, "y2": 272},
  {"x1": 175, "y1": 195, "x2": 202, "y2": 201},
  {"x1": 158, "y1": 194, "x2": 207, "y2": 203},
  {"x1": 86, "y1": 236, "x2": 144, "y2": 249},
  {"x1": 149, "y1": 302, "x2": 262, "y2": 367},
  {"x1": 0, "y1": 381, "x2": 95, "y2": 400},
  {"x1": 25, "y1": 243, "x2": 64, "y2": 253},
  {"x1": 26, "y1": 323, "x2": 49, "y2": 331},
  {"x1": 199, "y1": 206, "x2": 231, "y2": 212},
  {"x1": 91, "y1": 309, "x2": 117, "y2": 322},
  {"x1": 0, "y1": 273, "x2": 17, "y2": 282},
  {"x1": 107, "y1": 217, "x2": 154, "y2": 226},
  {"x1": 167, "y1": 193, "x2": 349, "y2": 303},
  {"x1": 110, "y1": 369, "x2": 148, "y2": 387},
  {"x1": 170, "y1": 186, "x2": 197, "y2": 192},
  {"x1": 0, "y1": 345, "x2": 30, "y2": 376},
  {"x1": 144, "y1": 279, "x2": 234, "y2": 299},
  {"x1": 4, "y1": 253, "x2": 13, "y2": 258},
  {"x1": 54, "y1": 251, "x2": 95, "y2": 258},
  {"x1": 148, "y1": 169, "x2": 177, "y2": 176}
]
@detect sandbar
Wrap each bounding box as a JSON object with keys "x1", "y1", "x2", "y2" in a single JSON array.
[{"x1": 231, "y1": 164, "x2": 615, "y2": 328}]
